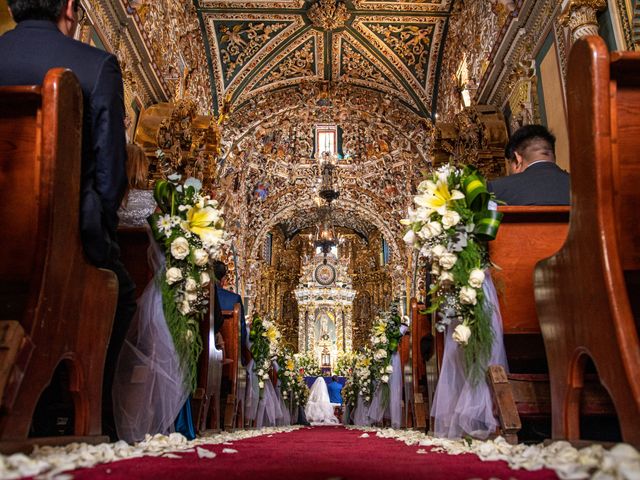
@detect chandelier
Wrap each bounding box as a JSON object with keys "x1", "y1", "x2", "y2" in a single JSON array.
[
  {"x1": 314, "y1": 206, "x2": 337, "y2": 263},
  {"x1": 318, "y1": 153, "x2": 340, "y2": 203}
]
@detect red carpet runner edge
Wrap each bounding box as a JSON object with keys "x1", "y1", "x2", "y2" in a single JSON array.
[{"x1": 59, "y1": 427, "x2": 558, "y2": 480}]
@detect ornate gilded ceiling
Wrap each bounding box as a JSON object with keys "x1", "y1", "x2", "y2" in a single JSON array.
[
  {"x1": 217, "y1": 82, "x2": 433, "y2": 264},
  {"x1": 194, "y1": 0, "x2": 452, "y2": 117}
]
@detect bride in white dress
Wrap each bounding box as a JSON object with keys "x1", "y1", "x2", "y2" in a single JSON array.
[{"x1": 304, "y1": 377, "x2": 339, "y2": 425}]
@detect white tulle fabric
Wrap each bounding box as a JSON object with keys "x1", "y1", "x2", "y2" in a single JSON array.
[
  {"x1": 360, "y1": 325, "x2": 407, "y2": 428},
  {"x1": 367, "y1": 349, "x2": 403, "y2": 428},
  {"x1": 112, "y1": 233, "x2": 189, "y2": 443},
  {"x1": 351, "y1": 395, "x2": 371, "y2": 426},
  {"x1": 431, "y1": 272, "x2": 508, "y2": 439},
  {"x1": 245, "y1": 360, "x2": 289, "y2": 428},
  {"x1": 304, "y1": 377, "x2": 339, "y2": 425}
]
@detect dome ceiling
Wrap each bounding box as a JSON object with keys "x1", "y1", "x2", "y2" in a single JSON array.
[{"x1": 194, "y1": 0, "x2": 452, "y2": 117}]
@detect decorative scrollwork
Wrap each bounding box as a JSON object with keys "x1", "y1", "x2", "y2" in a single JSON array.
[
  {"x1": 341, "y1": 41, "x2": 394, "y2": 87},
  {"x1": 220, "y1": 22, "x2": 289, "y2": 81},
  {"x1": 259, "y1": 41, "x2": 316, "y2": 85},
  {"x1": 369, "y1": 23, "x2": 434, "y2": 82},
  {"x1": 307, "y1": 0, "x2": 350, "y2": 30}
]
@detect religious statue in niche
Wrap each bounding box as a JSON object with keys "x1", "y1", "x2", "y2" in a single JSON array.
[{"x1": 316, "y1": 311, "x2": 336, "y2": 345}]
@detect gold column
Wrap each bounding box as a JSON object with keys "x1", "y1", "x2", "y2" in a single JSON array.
[{"x1": 560, "y1": 0, "x2": 607, "y2": 43}]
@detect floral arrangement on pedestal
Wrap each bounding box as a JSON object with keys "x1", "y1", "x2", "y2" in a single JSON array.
[
  {"x1": 249, "y1": 313, "x2": 281, "y2": 397},
  {"x1": 148, "y1": 175, "x2": 227, "y2": 391},
  {"x1": 277, "y1": 349, "x2": 309, "y2": 408},
  {"x1": 401, "y1": 164, "x2": 502, "y2": 381},
  {"x1": 342, "y1": 349, "x2": 374, "y2": 408},
  {"x1": 369, "y1": 303, "x2": 406, "y2": 407},
  {"x1": 294, "y1": 352, "x2": 321, "y2": 377}
]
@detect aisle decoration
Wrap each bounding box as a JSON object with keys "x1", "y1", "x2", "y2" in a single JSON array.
[
  {"x1": 369, "y1": 304, "x2": 405, "y2": 407},
  {"x1": 0, "y1": 427, "x2": 302, "y2": 480},
  {"x1": 249, "y1": 313, "x2": 281, "y2": 398},
  {"x1": 294, "y1": 352, "x2": 322, "y2": 377},
  {"x1": 402, "y1": 164, "x2": 502, "y2": 382},
  {"x1": 342, "y1": 349, "x2": 374, "y2": 408},
  {"x1": 349, "y1": 427, "x2": 640, "y2": 480},
  {"x1": 277, "y1": 349, "x2": 309, "y2": 408},
  {"x1": 148, "y1": 175, "x2": 227, "y2": 390}
]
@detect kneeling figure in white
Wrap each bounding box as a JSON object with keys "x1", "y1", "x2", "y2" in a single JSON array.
[{"x1": 305, "y1": 377, "x2": 339, "y2": 425}]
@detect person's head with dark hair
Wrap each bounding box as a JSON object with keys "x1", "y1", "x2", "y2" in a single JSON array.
[
  {"x1": 212, "y1": 260, "x2": 227, "y2": 285},
  {"x1": 504, "y1": 124, "x2": 556, "y2": 175},
  {"x1": 8, "y1": 0, "x2": 82, "y2": 36},
  {"x1": 331, "y1": 375, "x2": 338, "y2": 382}
]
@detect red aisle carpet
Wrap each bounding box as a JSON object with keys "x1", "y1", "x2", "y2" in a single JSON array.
[{"x1": 67, "y1": 427, "x2": 558, "y2": 480}]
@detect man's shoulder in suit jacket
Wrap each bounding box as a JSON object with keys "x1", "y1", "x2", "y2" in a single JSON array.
[
  {"x1": 488, "y1": 161, "x2": 570, "y2": 206},
  {"x1": 0, "y1": 20, "x2": 115, "y2": 94},
  {"x1": 216, "y1": 287, "x2": 243, "y2": 311},
  {"x1": 0, "y1": 20, "x2": 128, "y2": 266}
]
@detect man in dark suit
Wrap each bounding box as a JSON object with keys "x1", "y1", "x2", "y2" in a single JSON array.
[
  {"x1": 212, "y1": 261, "x2": 249, "y2": 365},
  {"x1": 0, "y1": 0, "x2": 136, "y2": 440},
  {"x1": 488, "y1": 124, "x2": 570, "y2": 205}
]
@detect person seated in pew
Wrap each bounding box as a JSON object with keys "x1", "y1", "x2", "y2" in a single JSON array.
[
  {"x1": 488, "y1": 124, "x2": 570, "y2": 206},
  {"x1": 212, "y1": 261, "x2": 249, "y2": 365},
  {"x1": 0, "y1": 0, "x2": 136, "y2": 441}
]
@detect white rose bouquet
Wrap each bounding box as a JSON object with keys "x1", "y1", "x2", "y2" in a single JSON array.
[
  {"x1": 369, "y1": 303, "x2": 406, "y2": 407},
  {"x1": 249, "y1": 313, "x2": 281, "y2": 398},
  {"x1": 401, "y1": 164, "x2": 503, "y2": 382},
  {"x1": 149, "y1": 175, "x2": 228, "y2": 391},
  {"x1": 342, "y1": 349, "x2": 375, "y2": 408},
  {"x1": 295, "y1": 352, "x2": 321, "y2": 377},
  {"x1": 276, "y1": 348, "x2": 309, "y2": 408}
]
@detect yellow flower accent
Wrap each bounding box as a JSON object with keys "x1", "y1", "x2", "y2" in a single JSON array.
[
  {"x1": 265, "y1": 326, "x2": 278, "y2": 343},
  {"x1": 414, "y1": 180, "x2": 464, "y2": 215},
  {"x1": 362, "y1": 358, "x2": 371, "y2": 367},
  {"x1": 185, "y1": 205, "x2": 221, "y2": 241},
  {"x1": 286, "y1": 359, "x2": 295, "y2": 371},
  {"x1": 374, "y1": 323, "x2": 386, "y2": 336}
]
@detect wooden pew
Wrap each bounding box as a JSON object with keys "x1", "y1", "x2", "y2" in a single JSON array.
[
  {"x1": 408, "y1": 298, "x2": 430, "y2": 430},
  {"x1": 534, "y1": 36, "x2": 640, "y2": 447},
  {"x1": 0, "y1": 69, "x2": 118, "y2": 449},
  {"x1": 398, "y1": 329, "x2": 411, "y2": 427},
  {"x1": 487, "y1": 206, "x2": 570, "y2": 443},
  {"x1": 415, "y1": 207, "x2": 571, "y2": 441},
  {"x1": 191, "y1": 302, "x2": 243, "y2": 432},
  {"x1": 220, "y1": 304, "x2": 245, "y2": 430}
]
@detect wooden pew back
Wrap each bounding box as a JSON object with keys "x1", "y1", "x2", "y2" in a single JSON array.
[
  {"x1": 490, "y1": 206, "x2": 569, "y2": 375},
  {"x1": 490, "y1": 206, "x2": 570, "y2": 335},
  {"x1": 408, "y1": 298, "x2": 430, "y2": 429},
  {"x1": 534, "y1": 36, "x2": 640, "y2": 447},
  {"x1": 0, "y1": 69, "x2": 118, "y2": 448},
  {"x1": 610, "y1": 54, "x2": 640, "y2": 271}
]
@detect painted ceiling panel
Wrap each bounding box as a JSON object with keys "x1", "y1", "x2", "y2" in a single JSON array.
[
  {"x1": 203, "y1": 13, "x2": 305, "y2": 108},
  {"x1": 243, "y1": 29, "x2": 324, "y2": 101},
  {"x1": 195, "y1": 0, "x2": 452, "y2": 117},
  {"x1": 332, "y1": 31, "x2": 417, "y2": 108}
]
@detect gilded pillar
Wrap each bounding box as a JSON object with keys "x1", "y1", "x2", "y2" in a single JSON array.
[{"x1": 560, "y1": 0, "x2": 607, "y2": 43}]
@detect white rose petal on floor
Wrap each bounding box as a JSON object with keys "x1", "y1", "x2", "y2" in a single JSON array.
[
  {"x1": 346, "y1": 427, "x2": 640, "y2": 480},
  {"x1": 0, "y1": 426, "x2": 302, "y2": 480}
]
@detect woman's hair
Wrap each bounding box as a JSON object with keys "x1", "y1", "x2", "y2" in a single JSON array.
[{"x1": 126, "y1": 143, "x2": 149, "y2": 190}]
